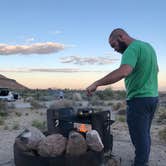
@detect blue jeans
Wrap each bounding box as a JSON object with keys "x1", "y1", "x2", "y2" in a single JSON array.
[{"x1": 126, "y1": 97, "x2": 158, "y2": 166}]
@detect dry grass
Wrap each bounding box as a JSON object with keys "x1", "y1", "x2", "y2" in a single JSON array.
[
  {"x1": 15, "y1": 112, "x2": 22, "y2": 117},
  {"x1": 31, "y1": 119, "x2": 46, "y2": 131},
  {"x1": 12, "y1": 122, "x2": 20, "y2": 130},
  {"x1": 159, "y1": 127, "x2": 166, "y2": 143},
  {"x1": 0, "y1": 116, "x2": 5, "y2": 125},
  {"x1": 116, "y1": 115, "x2": 126, "y2": 122},
  {"x1": 30, "y1": 100, "x2": 46, "y2": 109},
  {"x1": 157, "y1": 107, "x2": 166, "y2": 124}
]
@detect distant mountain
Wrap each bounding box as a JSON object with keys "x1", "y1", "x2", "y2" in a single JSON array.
[{"x1": 0, "y1": 74, "x2": 28, "y2": 90}]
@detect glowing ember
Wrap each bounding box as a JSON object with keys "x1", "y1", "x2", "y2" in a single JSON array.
[{"x1": 79, "y1": 124, "x2": 88, "y2": 133}]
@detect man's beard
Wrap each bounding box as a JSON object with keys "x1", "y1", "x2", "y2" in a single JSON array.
[{"x1": 117, "y1": 40, "x2": 128, "y2": 53}]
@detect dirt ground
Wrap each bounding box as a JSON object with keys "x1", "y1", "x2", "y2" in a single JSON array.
[
  {"x1": 112, "y1": 122, "x2": 166, "y2": 166},
  {"x1": 0, "y1": 100, "x2": 165, "y2": 166}
]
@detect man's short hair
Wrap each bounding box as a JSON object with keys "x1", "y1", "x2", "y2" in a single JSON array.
[{"x1": 109, "y1": 28, "x2": 128, "y2": 40}]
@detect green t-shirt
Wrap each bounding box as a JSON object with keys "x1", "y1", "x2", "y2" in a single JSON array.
[{"x1": 121, "y1": 40, "x2": 158, "y2": 100}]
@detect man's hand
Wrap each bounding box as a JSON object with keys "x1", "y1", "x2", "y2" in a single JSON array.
[{"x1": 86, "y1": 82, "x2": 98, "y2": 96}]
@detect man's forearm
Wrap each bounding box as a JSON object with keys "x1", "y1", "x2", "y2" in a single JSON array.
[
  {"x1": 95, "y1": 68, "x2": 125, "y2": 87},
  {"x1": 86, "y1": 65, "x2": 132, "y2": 94}
]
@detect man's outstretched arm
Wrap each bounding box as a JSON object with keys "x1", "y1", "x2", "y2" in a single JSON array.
[{"x1": 86, "y1": 64, "x2": 133, "y2": 95}]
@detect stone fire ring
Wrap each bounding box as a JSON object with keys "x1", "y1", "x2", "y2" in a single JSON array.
[{"x1": 14, "y1": 142, "x2": 104, "y2": 166}]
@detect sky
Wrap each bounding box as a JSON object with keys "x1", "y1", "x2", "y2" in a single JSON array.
[{"x1": 0, "y1": 0, "x2": 166, "y2": 90}]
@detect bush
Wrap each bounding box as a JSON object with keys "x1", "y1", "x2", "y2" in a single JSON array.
[
  {"x1": 118, "y1": 109, "x2": 126, "y2": 115},
  {"x1": 117, "y1": 115, "x2": 126, "y2": 122},
  {"x1": 15, "y1": 112, "x2": 22, "y2": 117},
  {"x1": 12, "y1": 123, "x2": 20, "y2": 130},
  {"x1": 159, "y1": 127, "x2": 166, "y2": 143},
  {"x1": 157, "y1": 107, "x2": 166, "y2": 124},
  {"x1": 113, "y1": 102, "x2": 123, "y2": 111},
  {"x1": 0, "y1": 111, "x2": 8, "y2": 117},
  {"x1": 0, "y1": 101, "x2": 8, "y2": 116},
  {"x1": 114, "y1": 90, "x2": 126, "y2": 100},
  {"x1": 95, "y1": 88, "x2": 113, "y2": 100},
  {"x1": 32, "y1": 120, "x2": 46, "y2": 131},
  {"x1": 7, "y1": 103, "x2": 15, "y2": 109},
  {"x1": 0, "y1": 116, "x2": 5, "y2": 125},
  {"x1": 90, "y1": 98, "x2": 105, "y2": 106},
  {"x1": 30, "y1": 100, "x2": 45, "y2": 109},
  {"x1": 4, "y1": 125, "x2": 9, "y2": 130}
]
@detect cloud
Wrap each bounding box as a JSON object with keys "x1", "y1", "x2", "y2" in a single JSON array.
[
  {"x1": 25, "y1": 37, "x2": 35, "y2": 43},
  {"x1": 49, "y1": 30, "x2": 62, "y2": 35},
  {"x1": 0, "y1": 68, "x2": 106, "y2": 73},
  {"x1": 0, "y1": 42, "x2": 65, "y2": 55},
  {"x1": 60, "y1": 56, "x2": 119, "y2": 65},
  {"x1": 29, "y1": 68, "x2": 80, "y2": 73}
]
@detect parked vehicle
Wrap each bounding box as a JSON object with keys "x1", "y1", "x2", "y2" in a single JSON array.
[{"x1": 0, "y1": 88, "x2": 19, "y2": 102}]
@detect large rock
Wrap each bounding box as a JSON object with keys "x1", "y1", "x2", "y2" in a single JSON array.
[
  {"x1": 107, "y1": 156, "x2": 121, "y2": 166},
  {"x1": 86, "y1": 130, "x2": 104, "y2": 152},
  {"x1": 38, "y1": 134, "x2": 67, "y2": 157},
  {"x1": 16, "y1": 127, "x2": 46, "y2": 151},
  {"x1": 66, "y1": 131, "x2": 87, "y2": 156}
]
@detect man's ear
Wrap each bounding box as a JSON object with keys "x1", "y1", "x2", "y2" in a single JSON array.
[{"x1": 118, "y1": 34, "x2": 125, "y2": 42}]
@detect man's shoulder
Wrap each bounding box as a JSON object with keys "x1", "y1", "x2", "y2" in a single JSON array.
[
  {"x1": 130, "y1": 40, "x2": 154, "y2": 52},
  {"x1": 135, "y1": 40, "x2": 152, "y2": 47},
  {"x1": 131, "y1": 40, "x2": 145, "y2": 46}
]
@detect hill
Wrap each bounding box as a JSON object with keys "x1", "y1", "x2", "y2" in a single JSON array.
[{"x1": 0, "y1": 74, "x2": 28, "y2": 90}]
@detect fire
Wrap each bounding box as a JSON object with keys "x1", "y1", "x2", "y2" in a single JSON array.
[{"x1": 79, "y1": 124, "x2": 88, "y2": 133}]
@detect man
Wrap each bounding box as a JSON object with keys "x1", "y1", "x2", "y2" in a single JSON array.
[{"x1": 86, "y1": 28, "x2": 158, "y2": 166}]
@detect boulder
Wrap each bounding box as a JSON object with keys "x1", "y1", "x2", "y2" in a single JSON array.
[
  {"x1": 16, "y1": 127, "x2": 46, "y2": 151},
  {"x1": 106, "y1": 154, "x2": 121, "y2": 166},
  {"x1": 38, "y1": 134, "x2": 67, "y2": 157},
  {"x1": 66, "y1": 131, "x2": 87, "y2": 156},
  {"x1": 86, "y1": 130, "x2": 104, "y2": 152}
]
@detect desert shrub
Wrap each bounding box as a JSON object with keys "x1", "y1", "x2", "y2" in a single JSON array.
[
  {"x1": 15, "y1": 112, "x2": 22, "y2": 117},
  {"x1": 12, "y1": 123, "x2": 20, "y2": 130},
  {"x1": 112, "y1": 102, "x2": 123, "y2": 111},
  {"x1": 74, "y1": 101, "x2": 83, "y2": 107},
  {"x1": 7, "y1": 102, "x2": 15, "y2": 109},
  {"x1": 37, "y1": 95, "x2": 54, "y2": 101},
  {"x1": 89, "y1": 94, "x2": 104, "y2": 106},
  {"x1": 25, "y1": 112, "x2": 29, "y2": 116},
  {"x1": 30, "y1": 100, "x2": 45, "y2": 109},
  {"x1": 0, "y1": 111, "x2": 8, "y2": 117},
  {"x1": 117, "y1": 115, "x2": 126, "y2": 122},
  {"x1": 40, "y1": 112, "x2": 43, "y2": 116},
  {"x1": 157, "y1": 107, "x2": 166, "y2": 124},
  {"x1": 0, "y1": 100, "x2": 8, "y2": 113},
  {"x1": 114, "y1": 90, "x2": 126, "y2": 100},
  {"x1": 106, "y1": 102, "x2": 114, "y2": 106},
  {"x1": 104, "y1": 88, "x2": 114, "y2": 96},
  {"x1": 90, "y1": 99, "x2": 105, "y2": 106},
  {"x1": 95, "y1": 88, "x2": 113, "y2": 100},
  {"x1": 4, "y1": 125, "x2": 9, "y2": 130},
  {"x1": 49, "y1": 99, "x2": 73, "y2": 109},
  {"x1": 159, "y1": 127, "x2": 166, "y2": 143},
  {"x1": 118, "y1": 109, "x2": 126, "y2": 115},
  {"x1": 72, "y1": 93, "x2": 82, "y2": 101},
  {"x1": 32, "y1": 120, "x2": 46, "y2": 131},
  {"x1": 0, "y1": 116, "x2": 5, "y2": 125},
  {"x1": 24, "y1": 97, "x2": 34, "y2": 102}
]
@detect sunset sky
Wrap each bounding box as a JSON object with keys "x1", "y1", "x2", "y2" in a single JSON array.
[{"x1": 0, "y1": 0, "x2": 166, "y2": 90}]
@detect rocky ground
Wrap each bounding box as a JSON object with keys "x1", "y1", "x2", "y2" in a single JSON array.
[
  {"x1": 112, "y1": 122, "x2": 166, "y2": 166},
  {"x1": 0, "y1": 100, "x2": 165, "y2": 166}
]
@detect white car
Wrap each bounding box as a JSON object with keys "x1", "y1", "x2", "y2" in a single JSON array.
[{"x1": 0, "y1": 91, "x2": 15, "y2": 102}]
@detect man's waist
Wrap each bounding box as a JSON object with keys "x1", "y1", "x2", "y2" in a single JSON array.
[{"x1": 127, "y1": 96, "x2": 159, "y2": 103}]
